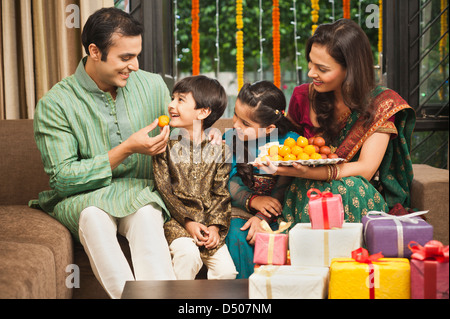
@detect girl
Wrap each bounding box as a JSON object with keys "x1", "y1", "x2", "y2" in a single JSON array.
[{"x1": 224, "y1": 81, "x2": 300, "y2": 279}]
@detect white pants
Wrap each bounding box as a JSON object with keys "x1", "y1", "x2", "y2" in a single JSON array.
[
  {"x1": 169, "y1": 237, "x2": 238, "y2": 280},
  {"x1": 78, "y1": 205, "x2": 176, "y2": 299}
]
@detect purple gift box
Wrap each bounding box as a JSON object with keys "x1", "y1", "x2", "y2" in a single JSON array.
[{"x1": 362, "y1": 211, "x2": 433, "y2": 258}]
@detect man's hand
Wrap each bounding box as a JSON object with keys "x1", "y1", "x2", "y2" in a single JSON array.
[{"x1": 108, "y1": 119, "x2": 170, "y2": 170}]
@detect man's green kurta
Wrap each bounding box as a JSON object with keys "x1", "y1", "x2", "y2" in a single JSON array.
[{"x1": 32, "y1": 58, "x2": 170, "y2": 240}]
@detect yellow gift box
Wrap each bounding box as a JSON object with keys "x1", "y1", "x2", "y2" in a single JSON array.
[{"x1": 329, "y1": 248, "x2": 410, "y2": 299}]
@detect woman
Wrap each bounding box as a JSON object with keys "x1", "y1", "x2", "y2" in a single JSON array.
[{"x1": 255, "y1": 19, "x2": 416, "y2": 227}]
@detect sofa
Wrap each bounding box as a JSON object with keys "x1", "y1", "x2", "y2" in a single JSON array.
[{"x1": 0, "y1": 118, "x2": 448, "y2": 299}]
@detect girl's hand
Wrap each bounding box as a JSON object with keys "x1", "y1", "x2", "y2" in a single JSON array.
[
  {"x1": 204, "y1": 225, "x2": 220, "y2": 249},
  {"x1": 240, "y1": 216, "x2": 266, "y2": 245},
  {"x1": 250, "y1": 196, "x2": 282, "y2": 217},
  {"x1": 184, "y1": 219, "x2": 209, "y2": 246}
]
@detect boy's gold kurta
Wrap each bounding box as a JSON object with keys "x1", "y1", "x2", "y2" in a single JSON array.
[{"x1": 153, "y1": 134, "x2": 232, "y2": 258}]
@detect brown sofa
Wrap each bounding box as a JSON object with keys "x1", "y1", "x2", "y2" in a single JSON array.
[{"x1": 0, "y1": 119, "x2": 448, "y2": 299}]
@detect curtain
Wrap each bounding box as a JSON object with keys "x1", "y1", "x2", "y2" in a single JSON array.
[{"x1": 0, "y1": 0, "x2": 114, "y2": 120}]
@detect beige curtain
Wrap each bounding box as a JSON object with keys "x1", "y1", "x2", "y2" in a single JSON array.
[{"x1": 0, "y1": 0, "x2": 113, "y2": 120}]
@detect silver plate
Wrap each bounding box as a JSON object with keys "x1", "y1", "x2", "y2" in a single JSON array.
[{"x1": 249, "y1": 158, "x2": 345, "y2": 167}]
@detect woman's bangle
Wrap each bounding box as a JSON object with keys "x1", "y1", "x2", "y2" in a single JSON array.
[
  {"x1": 335, "y1": 164, "x2": 341, "y2": 180},
  {"x1": 326, "y1": 165, "x2": 332, "y2": 183}
]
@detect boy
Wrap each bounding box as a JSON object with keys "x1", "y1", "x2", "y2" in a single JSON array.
[{"x1": 153, "y1": 75, "x2": 237, "y2": 280}]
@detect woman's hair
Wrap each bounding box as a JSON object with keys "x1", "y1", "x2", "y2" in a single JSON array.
[
  {"x1": 306, "y1": 19, "x2": 376, "y2": 142},
  {"x1": 235, "y1": 81, "x2": 297, "y2": 187},
  {"x1": 82, "y1": 7, "x2": 143, "y2": 61},
  {"x1": 172, "y1": 75, "x2": 228, "y2": 129}
]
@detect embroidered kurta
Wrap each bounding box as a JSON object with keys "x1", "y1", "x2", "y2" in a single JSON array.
[
  {"x1": 32, "y1": 57, "x2": 171, "y2": 240},
  {"x1": 153, "y1": 134, "x2": 232, "y2": 258}
]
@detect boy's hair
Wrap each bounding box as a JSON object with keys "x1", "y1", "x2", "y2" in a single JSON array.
[
  {"x1": 82, "y1": 7, "x2": 143, "y2": 61},
  {"x1": 172, "y1": 75, "x2": 228, "y2": 129}
]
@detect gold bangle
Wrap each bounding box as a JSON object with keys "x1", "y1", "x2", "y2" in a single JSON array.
[
  {"x1": 326, "y1": 165, "x2": 332, "y2": 183},
  {"x1": 335, "y1": 165, "x2": 341, "y2": 180}
]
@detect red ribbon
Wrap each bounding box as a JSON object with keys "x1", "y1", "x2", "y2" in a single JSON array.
[
  {"x1": 408, "y1": 240, "x2": 449, "y2": 263},
  {"x1": 408, "y1": 240, "x2": 449, "y2": 299},
  {"x1": 351, "y1": 248, "x2": 384, "y2": 299},
  {"x1": 307, "y1": 188, "x2": 333, "y2": 229}
]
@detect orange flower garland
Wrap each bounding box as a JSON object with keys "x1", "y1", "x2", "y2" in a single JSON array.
[
  {"x1": 272, "y1": 0, "x2": 281, "y2": 88},
  {"x1": 440, "y1": 0, "x2": 448, "y2": 99},
  {"x1": 236, "y1": 0, "x2": 244, "y2": 91},
  {"x1": 343, "y1": 0, "x2": 350, "y2": 19},
  {"x1": 191, "y1": 0, "x2": 200, "y2": 75},
  {"x1": 378, "y1": 0, "x2": 383, "y2": 65},
  {"x1": 311, "y1": 0, "x2": 320, "y2": 35}
]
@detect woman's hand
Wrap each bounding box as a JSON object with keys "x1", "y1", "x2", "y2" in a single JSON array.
[{"x1": 253, "y1": 158, "x2": 308, "y2": 178}]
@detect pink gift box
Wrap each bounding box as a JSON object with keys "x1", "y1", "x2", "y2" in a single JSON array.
[
  {"x1": 253, "y1": 232, "x2": 288, "y2": 265},
  {"x1": 409, "y1": 240, "x2": 449, "y2": 299},
  {"x1": 307, "y1": 189, "x2": 344, "y2": 229}
]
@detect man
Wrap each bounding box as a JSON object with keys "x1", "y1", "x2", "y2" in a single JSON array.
[{"x1": 33, "y1": 7, "x2": 176, "y2": 299}]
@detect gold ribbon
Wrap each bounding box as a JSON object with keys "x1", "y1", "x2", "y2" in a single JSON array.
[
  {"x1": 259, "y1": 220, "x2": 291, "y2": 265},
  {"x1": 254, "y1": 266, "x2": 280, "y2": 299}
]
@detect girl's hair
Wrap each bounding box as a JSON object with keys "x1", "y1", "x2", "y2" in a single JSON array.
[
  {"x1": 306, "y1": 19, "x2": 376, "y2": 143},
  {"x1": 235, "y1": 81, "x2": 297, "y2": 188}
]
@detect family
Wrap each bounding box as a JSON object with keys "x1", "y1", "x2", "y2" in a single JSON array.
[{"x1": 32, "y1": 8, "x2": 415, "y2": 298}]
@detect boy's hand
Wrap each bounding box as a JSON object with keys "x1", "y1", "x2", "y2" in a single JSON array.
[
  {"x1": 204, "y1": 225, "x2": 220, "y2": 249},
  {"x1": 184, "y1": 219, "x2": 209, "y2": 246}
]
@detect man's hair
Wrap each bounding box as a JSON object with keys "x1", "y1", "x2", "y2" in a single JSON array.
[
  {"x1": 172, "y1": 76, "x2": 228, "y2": 130},
  {"x1": 81, "y1": 7, "x2": 143, "y2": 61}
]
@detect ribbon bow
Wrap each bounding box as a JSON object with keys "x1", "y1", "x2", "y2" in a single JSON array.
[
  {"x1": 351, "y1": 248, "x2": 384, "y2": 299},
  {"x1": 365, "y1": 210, "x2": 428, "y2": 224},
  {"x1": 307, "y1": 188, "x2": 333, "y2": 200},
  {"x1": 352, "y1": 247, "x2": 384, "y2": 264},
  {"x1": 408, "y1": 240, "x2": 449, "y2": 263},
  {"x1": 260, "y1": 220, "x2": 291, "y2": 234}
]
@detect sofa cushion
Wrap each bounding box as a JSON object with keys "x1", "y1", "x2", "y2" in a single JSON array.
[
  {"x1": 0, "y1": 241, "x2": 56, "y2": 299},
  {"x1": 0, "y1": 206, "x2": 73, "y2": 298},
  {"x1": 0, "y1": 120, "x2": 50, "y2": 205},
  {"x1": 411, "y1": 164, "x2": 449, "y2": 245}
]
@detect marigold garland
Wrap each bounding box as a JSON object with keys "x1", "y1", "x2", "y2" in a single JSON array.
[
  {"x1": 343, "y1": 0, "x2": 350, "y2": 19},
  {"x1": 378, "y1": 0, "x2": 383, "y2": 65},
  {"x1": 191, "y1": 0, "x2": 200, "y2": 75},
  {"x1": 440, "y1": 0, "x2": 448, "y2": 99},
  {"x1": 272, "y1": 0, "x2": 281, "y2": 88},
  {"x1": 236, "y1": 0, "x2": 244, "y2": 91},
  {"x1": 311, "y1": 0, "x2": 320, "y2": 35}
]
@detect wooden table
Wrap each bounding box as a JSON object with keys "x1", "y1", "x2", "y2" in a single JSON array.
[{"x1": 121, "y1": 279, "x2": 249, "y2": 299}]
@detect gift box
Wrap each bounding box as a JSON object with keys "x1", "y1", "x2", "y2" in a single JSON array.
[
  {"x1": 307, "y1": 188, "x2": 344, "y2": 229},
  {"x1": 409, "y1": 240, "x2": 449, "y2": 299},
  {"x1": 362, "y1": 211, "x2": 432, "y2": 258},
  {"x1": 329, "y1": 248, "x2": 410, "y2": 299},
  {"x1": 253, "y1": 221, "x2": 290, "y2": 265},
  {"x1": 249, "y1": 265, "x2": 329, "y2": 299},
  {"x1": 289, "y1": 222, "x2": 363, "y2": 267}
]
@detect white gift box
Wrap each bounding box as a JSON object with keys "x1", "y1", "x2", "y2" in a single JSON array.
[
  {"x1": 289, "y1": 223, "x2": 363, "y2": 267},
  {"x1": 249, "y1": 265, "x2": 329, "y2": 299}
]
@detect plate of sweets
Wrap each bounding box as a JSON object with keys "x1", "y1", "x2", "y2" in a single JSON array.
[{"x1": 250, "y1": 136, "x2": 345, "y2": 167}]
